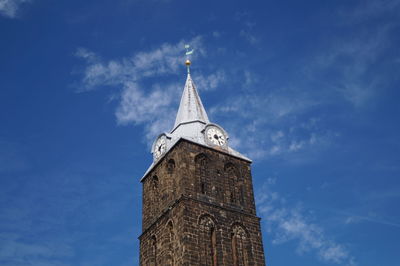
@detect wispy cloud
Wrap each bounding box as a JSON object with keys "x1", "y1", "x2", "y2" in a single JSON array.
[
  {"x1": 239, "y1": 29, "x2": 258, "y2": 45},
  {"x1": 0, "y1": 0, "x2": 31, "y2": 18},
  {"x1": 339, "y1": 0, "x2": 400, "y2": 23},
  {"x1": 0, "y1": 233, "x2": 73, "y2": 266},
  {"x1": 256, "y1": 178, "x2": 356, "y2": 265},
  {"x1": 115, "y1": 81, "x2": 181, "y2": 140},
  {"x1": 209, "y1": 0, "x2": 400, "y2": 161},
  {"x1": 235, "y1": 12, "x2": 259, "y2": 45},
  {"x1": 344, "y1": 213, "x2": 400, "y2": 228},
  {"x1": 330, "y1": 188, "x2": 400, "y2": 228},
  {"x1": 0, "y1": 170, "x2": 140, "y2": 266},
  {"x1": 307, "y1": 0, "x2": 400, "y2": 108},
  {"x1": 210, "y1": 87, "x2": 335, "y2": 161},
  {"x1": 311, "y1": 31, "x2": 390, "y2": 108},
  {"x1": 75, "y1": 37, "x2": 226, "y2": 142}
]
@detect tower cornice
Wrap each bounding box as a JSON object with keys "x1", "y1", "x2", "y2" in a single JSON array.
[{"x1": 138, "y1": 194, "x2": 262, "y2": 240}]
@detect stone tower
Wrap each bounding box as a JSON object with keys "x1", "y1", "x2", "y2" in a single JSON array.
[{"x1": 139, "y1": 60, "x2": 266, "y2": 266}]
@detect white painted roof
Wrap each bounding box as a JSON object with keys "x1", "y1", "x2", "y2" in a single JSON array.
[
  {"x1": 141, "y1": 73, "x2": 251, "y2": 181},
  {"x1": 173, "y1": 74, "x2": 209, "y2": 129}
]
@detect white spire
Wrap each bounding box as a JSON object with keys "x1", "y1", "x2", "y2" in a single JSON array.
[
  {"x1": 173, "y1": 73, "x2": 209, "y2": 129},
  {"x1": 141, "y1": 65, "x2": 251, "y2": 180}
]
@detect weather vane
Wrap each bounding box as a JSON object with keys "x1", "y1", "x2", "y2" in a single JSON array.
[{"x1": 184, "y1": 44, "x2": 194, "y2": 74}]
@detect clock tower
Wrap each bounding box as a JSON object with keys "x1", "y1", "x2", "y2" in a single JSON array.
[{"x1": 139, "y1": 59, "x2": 266, "y2": 265}]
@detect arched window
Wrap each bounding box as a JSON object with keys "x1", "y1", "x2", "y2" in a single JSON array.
[
  {"x1": 231, "y1": 224, "x2": 253, "y2": 266},
  {"x1": 166, "y1": 221, "x2": 175, "y2": 266},
  {"x1": 152, "y1": 175, "x2": 159, "y2": 190},
  {"x1": 166, "y1": 159, "x2": 176, "y2": 199},
  {"x1": 198, "y1": 215, "x2": 218, "y2": 266},
  {"x1": 167, "y1": 159, "x2": 175, "y2": 174},
  {"x1": 225, "y1": 163, "x2": 238, "y2": 204},
  {"x1": 195, "y1": 154, "x2": 208, "y2": 195}
]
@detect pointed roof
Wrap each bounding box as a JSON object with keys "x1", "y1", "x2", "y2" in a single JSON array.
[
  {"x1": 141, "y1": 71, "x2": 251, "y2": 181},
  {"x1": 173, "y1": 74, "x2": 209, "y2": 129}
]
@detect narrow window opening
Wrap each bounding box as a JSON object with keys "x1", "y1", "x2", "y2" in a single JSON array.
[
  {"x1": 151, "y1": 235, "x2": 157, "y2": 266},
  {"x1": 211, "y1": 227, "x2": 217, "y2": 266},
  {"x1": 232, "y1": 233, "x2": 238, "y2": 266},
  {"x1": 230, "y1": 191, "x2": 235, "y2": 203},
  {"x1": 240, "y1": 185, "x2": 245, "y2": 205},
  {"x1": 167, "y1": 222, "x2": 174, "y2": 266},
  {"x1": 199, "y1": 215, "x2": 218, "y2": 266},
  {"x1": 225, "y1": 163, "x2": 239, "y2": 205},
  {"x1": 152, "y1": 176, "x2": 159, "y2": 215},
  {"x1": 152, "y1": 176, "x2": 159, "y2": 190},
  {"x1": 167, "y1": 159, "x2": 175, "y2": 174},
  {"x1": 196, "y1": 154, "x2": 208, "y2": 195},
  {"x1": 231, "y1": 225, "x2": 251, "y2": 266}
]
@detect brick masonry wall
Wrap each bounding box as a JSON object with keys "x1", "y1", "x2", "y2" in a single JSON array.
[{"x1": 140, "y1": 139, "x2": 266, "y2": 266}]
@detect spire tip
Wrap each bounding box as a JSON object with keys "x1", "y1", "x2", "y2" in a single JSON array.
[
  {"x1": 185, "y1": 59, "x2": 191, "y2": 74},
  {"x1": 184, "y1": 44, "x2": 194, "y2": 74}
]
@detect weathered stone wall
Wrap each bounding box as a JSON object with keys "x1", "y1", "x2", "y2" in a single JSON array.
[
  {"x1": 140, "y1": 139, "x2": 266, "y2": 265},
  {"x1": 139, "y1": 202, "x2": 186, "y2": 266},
  {"x1": 180, "y1": 197, "x2": 265, "y2": 266}
]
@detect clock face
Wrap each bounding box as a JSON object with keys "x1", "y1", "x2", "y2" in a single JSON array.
[
  {"x1": 154, "y1": 136, "x2": 167, "y2": 159},
  {"x1": 205, "y1": 126, "x2": 226, "y2": 147}
]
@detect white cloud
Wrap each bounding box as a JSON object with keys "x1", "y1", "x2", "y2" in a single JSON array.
[
  {"x1": 271, "y1": 131, "x2": 284, "y2": 142},
  {"x1": 208, "y1": 0, "x2": 399, "y2": 162},
  {"x1": 256, "y1": 181, "x2": 356, "y2": 266},
  {"x1": 239, "y1": 21, "x2": 258, "y2": 45},
  {"x1": 234, "y1": 12, "x2": 259, "y2": 45},
  {"x1": 75, "y1": 37, "x2": 226, "y2": 142},
  {"x1": 0, "y1": 168, "x2": 141, "y2": 266},
  {"x1": 340, "y1": 0, "x2": 400, "y2": 23},
  {"x1": 212, "y1": 31, "x2": 221, "y2": 38},
  {"x1": 115, "y1": 82, "x2": 180, "y2": 140},
  {"x1": 0, "y1": 0, "x2": 30, "y2": 18},
  {"x1": 210, "y1": 88, "x2": 334, "y2": 161},
  {"x1": 312, "y1": 34, "x2": 386, "y2": 108},
  {"x1": 309, "y1": 1, "x2": 400, "y2": 109},
  {"x1": 240, "y1": 29, "x2": 258, "y2": 45},
  {"x1": 75, "y1": 37, "x2": 339, "y2": 160},
  {"x1": 342, "y1": 212, "x2": 400, "y2": 228},
  {"x1": 203, "y1": 0, "x2": 399, "y2": 162},
  {"x1": 75, "y1": 36, "x2": 205, "y2": 91},
  {"x1": 195, "y1": 71, "x2": 226, "y2": 91},
  {"x1": 0, "y1": 233, "x2": 73, "y2": 265},
  {"x1": 289, "y1": 141, "x2": 304, "y2": 152}
]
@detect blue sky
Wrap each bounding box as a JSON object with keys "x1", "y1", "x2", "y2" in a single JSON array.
[{"x1": 1, "y1": 0, "x2": 400, "y2": 265}]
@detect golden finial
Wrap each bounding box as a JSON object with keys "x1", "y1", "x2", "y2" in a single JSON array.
[{"x1": 185, "y1": 44, "x2": 194, "y2": 74}]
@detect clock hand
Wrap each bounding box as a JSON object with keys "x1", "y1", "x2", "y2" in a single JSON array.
[
  {"x1": 213, "y1": 134, "x2": 221, "y2": 145},
  {"x1": 215, "y1": 135, "x2": 222, "y2": 145}
]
